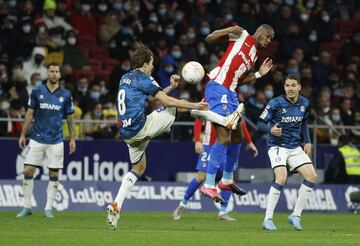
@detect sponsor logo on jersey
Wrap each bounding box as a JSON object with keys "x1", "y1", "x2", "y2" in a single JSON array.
[
  {"x1": 281, "y1": 116, "x2": 303, "y2": 123},
  {"x1": 238, "y1": 51, "x2": 251, "y2": 70},
  {"x1": 39, "y1": 103, "x2": 61, "y2": 111}
]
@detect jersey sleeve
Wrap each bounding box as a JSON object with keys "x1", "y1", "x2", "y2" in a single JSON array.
[
  {"x1": 28, "y1": 88, "x2": 37, "y2": 109},
  {"x1": 258, "y1": 102, "x2": 274, "y2": 123},
  {"x1": 139, "y1": 76, "x2": 162, "y2": 96},
  {"x1": 64, "y1": 94, "x2": 74, "y2": 115}
]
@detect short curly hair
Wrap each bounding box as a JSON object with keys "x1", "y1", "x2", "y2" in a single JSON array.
[{"x1": 131, "y1": 42, "x2": 153, "y2": 69}]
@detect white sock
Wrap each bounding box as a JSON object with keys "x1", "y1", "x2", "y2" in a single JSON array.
[
  {"x1": 221, "y1": 177, "x2": 233, "y2": 185},
  {"x1": 45, "y1": 180, "x2": 59, "y2": 211},
  {"x1": 293, "y1": 181, "x2": 314, "y2": 217},
  {"x1": 190, "y1": 110, "x2": 228, "y2": 127},
  {"x1": 23, "y1": 177, "x2": 34, "y2": 209},
  {"x1": 115, "y1": 171, "x2": 139, "y2": 210},
  {"x1": 264, "y1": 183, "x2": 283, "y2": 221}
]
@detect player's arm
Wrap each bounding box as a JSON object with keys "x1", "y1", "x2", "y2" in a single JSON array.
[
  {"x1": 301, "y1": 120, "x2": 312, "y2": 156},
  {"x1": 148, "y1": 75, "x2": 178, "y2": 107},
  {"x1": 239, "y1": 58, "x2": 274, "y2": 85},
  {"x1": 206, "y1": 25, "x2": 243, "y2": 44},
  {"x1": 256, "y1": 103, "x2": 282, "y2": 136},
  {"x1": 194, "y1": 118, "x2": 203, "y2": 154},
  {"x1": 18, "y1": 108, "x2": 34, "y2": 149},
  {"x1": 155, "y1": 90, "x2": 208, "y2": 110},
  {"x1": 66, "y1": 114, "x2": 77, "y2": 154},
  {"x1": 241, "y1": 119, "x2": 259, "y2": 157}
]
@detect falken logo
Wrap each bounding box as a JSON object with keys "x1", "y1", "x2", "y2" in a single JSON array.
[
  {"x1": 39, "y1": 103, "x2": 61, "y2": 111},
  {"x1": 281, "y1": 116, "x2": 303, "y2": 123}
]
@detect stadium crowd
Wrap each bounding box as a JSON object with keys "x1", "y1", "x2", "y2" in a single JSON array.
[{"x1": 0, "y1": 0, "x2": 360, "y2": 144}]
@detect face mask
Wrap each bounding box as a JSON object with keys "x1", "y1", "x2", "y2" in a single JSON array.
[
  {"x1": 149, "y1": 16, "x2": 158, "y2": 23},
  {"x1": 35, "y1": 80, "x2": 43, "y2": 86},
  {"x1": 164, "y1": 65, "x2": 174, "y2": 74},
  {"x1": 300, "y1": 14, "x2": 309, "y2": 22},
  {"x1": 34, "y1": 55, "x2": 44, "y2": 65},
  {"x1": 200, "y1": 27, "x2": 210, "y2": 36},
  {"x1": 159, "y1": 8, "x2": 166, "y2": 16},
  {"x1": 322, "y1": 15, "x2": 330, "y2": 22},
  {"x1": 67, "y1": 37, "x2": 76, "y2": 45},
  {"x1": 285, "y1": 0, "x2": 294, "y2": 5},
  {"x1": 171, "y1": 51, "x2": 181, "y2": 59},
  {"x1": 133, "y1": 6, "x2": 140, "y2": 12},
  {"x1": 264, "y1": 90, "x2": 274, "y2": 99},
  {"x1": 122, "y1": 28, "x2": 129, "y2": 35},
  {"x1": 98, "y1": 4, "x2": 108, "y2": 12},
  {"x1": 286, "y1": 68, "x2": 299, "y2": 75},
  {"x1": 78, "y1": 87, "x2": 87, "y2": 93},
  {"x1": 22, "y1": 25, "x2": 31, "y2": 33},
  {"x1": 81, "y1": 4, "x2": 91, "y2": 12},
  {"x1": 165, "y1": 29, "x2": 175, "y2": 36},
  {"x1": 52, "y1": 36, "x2": 63, "y2": 45},
  {"x1": 90, "y1": 91, "x2": 101, "y2": 100},
  {"x1": 39, "y1": 26, "x2": 46, "y2": 33},
  {"x1": 238, "y1": 85, "x2": 249, "y2": 94},
  {"x1": 187, "y1": 32, "x2": 195, "y2": 39},
  {"x1": 309, "y1": 34, "x2": 317, "y2": 42},
  {"x1": 306, "y1": 1, "x2": 315, "y2": 9},
  {"x1": 94, "y1": 111, "x2": 102, "y2": 117},
  {"x1": 0, "y1": 101, "x2": 10, "y2": 111},
  {"x1": 113, "y1": 3, "x2": 122, "y2": 11},
  {"x1": 100, "y1": 86, "x2": 108, "y2": 95},
  {"x1": 332, "y1": 114, "x2": 341, "y2": 122},
  {"x1": 121, "y1": 65, "x2": 131, "y2": 71},
  {"x1": 9, "y1": 0, "x2": 17, "y2": 8},
  {"x1": 198, "y1": 46, "x2": 206, "y2": 55},
  {"x1": 225, "y1": 14, "x2": 233, "y2": 21},
  {"x1": 255, "y1": 102, "x2": 264, "y2": 109},
  {"x1": 175, "y1": 14, "x2": 183, "y2": 22}
]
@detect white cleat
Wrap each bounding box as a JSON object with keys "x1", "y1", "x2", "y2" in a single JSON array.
[
  {"x1": 106, "y1": 202, "x2": 120, "y2": 230},
  {"x1": 218, "y1": 213, "x2": 236, "y2": 221},
  {"x1": 225, "y1": 103, "x2": 245, "y2": 130},
  {"x1": 172, "y1": 204, "x2": 186, "y2": 220}
]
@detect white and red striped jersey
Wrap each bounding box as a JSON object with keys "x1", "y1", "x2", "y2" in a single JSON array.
[
  {"x1": 194, "y1": 119, "x2": 216, "y2": 146},
  {"x1": 208, "y1": 30, "x2": 258, "y2": 92}
]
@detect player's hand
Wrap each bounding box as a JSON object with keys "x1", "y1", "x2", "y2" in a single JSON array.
[
  {"x1": 246, "y1": 142, "x2": 259, "y2": 157},
  {"x1": 195, "y1": 101, "x2": 209, "y2": 110},
  {"x1": 259, "y1": 57, "x2": 273, "y2": 76},
  {"x1": 304, "y1": 143, "x2": 312, "y2": 157},
  {"x1": 69, "y1": 139, "x2": 76, "y2": 155},
  {"x1": 271, "y1": 123, "x2": 282, "y2": 137},
  {"x1": 228, "y1": 25, "x2": 243, "y2": 37},
  {"x1": 195, "y1": 141, "x2": 203, "y2": 154},
  {"x1": 18, "y1": 135, "x2": 27, "y2": 149},
  {"x1": 170, "y1": 74, "x2": 180, "y2": 88}
]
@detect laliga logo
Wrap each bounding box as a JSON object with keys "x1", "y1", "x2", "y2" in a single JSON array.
[
  {"x1": 345, "y1": 186, "x2": 359, "y2": 209},
  {"x1": 53, "y1": 183, "x2": 69, "y2": 211}
]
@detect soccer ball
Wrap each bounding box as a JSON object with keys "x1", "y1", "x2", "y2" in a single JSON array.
[{"x1": 181, "y1": 61, "x2": 205, "y2": 84}]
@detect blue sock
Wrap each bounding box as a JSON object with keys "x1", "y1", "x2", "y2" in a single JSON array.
[
  {"x1": 182, "y1": 178, "x2": 201, "y2": 205},
  {"x1": 205, "y1": 142, "x2": 228, "y2": 187},
  {"x1": 219, "y1": 190, "x2": 232, "y2": 213},
  {"x1": 223, "y1": 143, "x2": 241, "y2": 180}
]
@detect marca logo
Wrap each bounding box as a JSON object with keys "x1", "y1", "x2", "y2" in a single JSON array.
[
  {"x1": 127, "y1": 185, "x2": 196, "y2": 200},
  {"x1": 281, "y1": 116, "x2": 303, "y2": 123},
  {"x1": 284, "y1": 188, "x2": 337, "y2": 211},
  {"x1": 39, "y1": 103, "x2": 61, "y2": 111},
  {"x1": 0, "y1": 184, "x2": 37, "y2": 207}
]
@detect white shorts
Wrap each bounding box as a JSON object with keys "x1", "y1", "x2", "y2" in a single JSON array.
[
  {"x1": 24, "y1": 139, "x2": 64, "y2": 169},
  {"x1": 126, "y1": 106, "x2": 176, "y2": 163},
  {"x1": 268, "y1": 146, "x2": 312, "y2": 172}
]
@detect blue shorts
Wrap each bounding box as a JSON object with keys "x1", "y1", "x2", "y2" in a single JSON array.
[{"x1": 205, "y1": 81, "x2": 239, "y2": 117}]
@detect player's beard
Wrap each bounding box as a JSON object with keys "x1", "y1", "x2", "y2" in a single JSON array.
[{"x1": 49, "y1": 77, "x2": 59, "y2": 84}]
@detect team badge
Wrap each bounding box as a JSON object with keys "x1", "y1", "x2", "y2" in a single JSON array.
[
  {"x1": 300, "y1": 106, "x2": 305, "y2": 112},
  {"x1": 222, "y1": 104, "x2": 228, "y2": 110},
  {"x1": 59, "y1": 96, "x2": 64, "y2": 103},
  {"x1": 39, "y1": 94, "x2": 44, "y2": 99},
  {"x1": 275, "y1": 157, "x2": 281, "y2": 162},
  {"x1": 202, "y1": 162, "x2": 207, "y2": 168},
  {"x1": 282, "y1": 108, "x2": 287, "y2": 114}
]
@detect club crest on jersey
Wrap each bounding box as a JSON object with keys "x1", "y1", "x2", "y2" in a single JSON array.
[
  {"x1": 300, "y1": 106, "x2": 305, "y2": 112},
  {"x1": 275, "y1": 157, "x2": 281, "y2": 162},
  {"x1": 282, "y1": 108, "x2": 287, "y2": 114},
  {"x1": 59, "y1": 96, "x2": 64, "y2": 103},
  {"x1": 222, "y1": 103, "x2": 228, "y2": 110},
  {"x1": 39, "y1": 94, "x2": 44, "y2": 99}
]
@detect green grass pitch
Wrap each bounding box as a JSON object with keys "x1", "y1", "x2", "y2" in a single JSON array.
[{"x1": 0, "y1": 212, "x2": 359, "y2": 246}]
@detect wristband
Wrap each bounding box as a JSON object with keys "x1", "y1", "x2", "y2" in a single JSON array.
[{"x1": 255, "y1": 71, "x2": 262, "y2": 79}]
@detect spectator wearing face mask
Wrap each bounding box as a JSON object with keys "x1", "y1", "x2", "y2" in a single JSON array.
[
  {"x1": 83, "y1": 102, "x2": 104, "y2": 139},
  {"x1": 34, "y1": 18, "x2": 49, "y2": 46},
  {"x1": 94, "y1": 0, "x2": 110, "y2": 28},
  {"x1": 44, "y1": 27, "x2": 65, "y2": 65},
  {"x1": 42, "y1": 0, "x2": 73, "y2": 31},
  {"x1": 7, "y1": 18, "x2": 35, "y2": 60},
  {"x1": 63, "y1": 30, "x2": 88, "y2": 69},
  {"x1": 23, "y1": 47, "x2": 47, "y2": 84},
  {"x1": 313, "y1": 49, "x2": 334, "y2": 89},
  {"x1": 25, "y1": 72, "x2": 42, "y2": 97},
  {"x1": 69, "y1": 0, "x2": 97, "y2": 37},
  {"x1": 341, "y1": 29, "x2": 360, "y2": 64},
  {"x1": 98, "y1": 11, "x2": 121, "y2": 47},
  {"x1": 156, "y1": 55, "x2": 178, "y2": 89},
  {"x1": 108, "y1": 58, "x2": 131, "y2": 100},
  {"x1": 81, "y1": 83, "x2": 104, "y2": 113}
]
